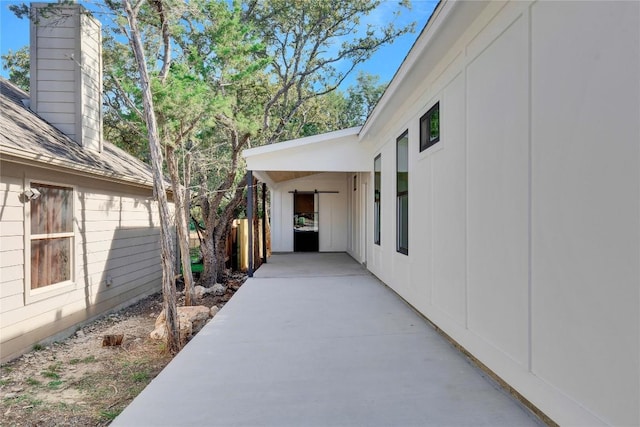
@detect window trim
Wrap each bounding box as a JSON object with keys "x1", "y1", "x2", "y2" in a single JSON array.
[
  {"x1": 396, "y1": 131, "x2": 409, "y2": 255},
  {"x1": 373, "y1": 154, "x2": 381, "y2": 246},
  {"x1": 24, "y1": 180, "x2": 76, "y2": 304},
  {"x1": 420, "y1": 101, "x2": 440, "y2": 152}
]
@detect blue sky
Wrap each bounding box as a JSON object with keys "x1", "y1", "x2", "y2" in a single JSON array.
[{"x1": 0, "y1": 0, "x2": 437, "y2": 90}]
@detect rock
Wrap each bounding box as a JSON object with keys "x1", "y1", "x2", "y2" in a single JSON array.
[
  {"x1": 211, "y1": 283, "x2": 226, "y2": 296},
  {"x1": 210, "y1": 305, "x2": 219, "y2": 317},
  {"x1": 194, "y1": 285, "x2": 207, "y2": 300},
  {"x1": 75, "y1": 330, "x2": 85, "y2": 338},
  {"x1": 150, "y1": 326, "x2": 167, "y2": 341},
  {"x1": 151, "y1": 306, "x2": 212, "y2": 343}
]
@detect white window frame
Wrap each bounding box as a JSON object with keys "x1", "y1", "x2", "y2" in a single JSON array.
[{"x1": 24, "y1": 179, "x2": 77, "y2": 304}]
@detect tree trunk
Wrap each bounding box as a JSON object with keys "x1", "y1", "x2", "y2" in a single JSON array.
[
  {"x1": 200, "y1": 225, "x2": 217, "y2": 286},
  {"x1": 166, "y1": 145, "x2": 195, "y2": 305},
  {"x1": 123, "y1": 0, "x2": 180, "y2": 354}
]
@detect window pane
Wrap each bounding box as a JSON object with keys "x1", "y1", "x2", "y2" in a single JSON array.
[
  {"x1": 31, "y1": 237, "x2": 71, "y2": 289},
  {"x1": 397, "y1": 132, "x2": 408, "y2": 193},
  {"x1": 397, "y1": 194, "x2": 408, "y2": 254},
  {"x1": 31, "y1": 184, "x2": 73, "y2": 235},
  {"x1": 430, "y1": 107, "x2": 440, "y2": 142},
  {"x1": 420, "y1": 102, "x2": 440, "y2": 152},
  {"x1": 396, "y1": 131, "x2": 408, "y2": 255}
]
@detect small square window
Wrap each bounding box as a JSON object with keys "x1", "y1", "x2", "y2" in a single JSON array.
[{"x1": 420, "y1": 102, "x2": 440, "y2": 152}]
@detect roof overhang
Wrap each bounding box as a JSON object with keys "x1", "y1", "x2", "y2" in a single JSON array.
[
  {"x1": 359, "y1": 0, "x2": 490, "y2": 140},
  {"x1": 243, "y1": 127, "x2": 369, "y2": 188}
]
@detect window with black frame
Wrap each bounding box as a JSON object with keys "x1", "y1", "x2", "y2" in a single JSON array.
[
  {"x1": 396, "y1": 131, "x2": 408, "y2": 255},
  {"x1": 374, "y1": 154, "x2": 381, "y2": 245},
  {"x1": 420, "y1": 101, "x2": 440, "y2": 152}
]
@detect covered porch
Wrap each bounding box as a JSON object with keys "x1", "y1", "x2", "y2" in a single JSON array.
[
  {"x1": 243, "y1": 128, "x2": 370, "y2": 276},
  {"x1": 114, "y1": 253, "x2": 542, "y2": 426}
]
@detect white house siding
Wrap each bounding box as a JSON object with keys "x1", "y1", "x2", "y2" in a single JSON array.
[
  {"x1": 363, "y1": 1, "x2": 639, "y2": 426},
  {"x1": 346, "y1": 172, "x2": 369, "y2": 264},
  {"x1": 269, "y1": 173, "x2": 348, "y2": 253},
  {"x1": 0, "y1": 161, "x2": 164, "y2": 362}
]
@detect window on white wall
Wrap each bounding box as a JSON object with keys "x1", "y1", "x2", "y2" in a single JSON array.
[
  {"x1": 396, "y1": 131, "x2": 408, "y2": 255},
  {"x1": 420, "y1": 101, "x2": 440, "y2": 152},
  {"x1": 374, "y1": 154, "x2": 381, "y2": 245},
  {"x1": 29, "y1": 183, "x2": 74, "y2": 289}
]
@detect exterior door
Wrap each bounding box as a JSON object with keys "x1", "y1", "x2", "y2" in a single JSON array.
[{"x1": 293, "y1": 193, "x2": 319, "y2": 251}]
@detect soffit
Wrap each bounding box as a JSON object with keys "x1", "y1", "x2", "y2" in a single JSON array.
[{"x1": 264, "y1": 171, "x2": 322, "y2": 183}]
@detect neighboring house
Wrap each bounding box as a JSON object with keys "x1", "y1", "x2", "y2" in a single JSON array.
[
  {"x1": 0, "y1": 4, "x2": 167, "y2": 362},
  {"x1": 244, "y1": 1, "x2": 639, "y2": 426}
]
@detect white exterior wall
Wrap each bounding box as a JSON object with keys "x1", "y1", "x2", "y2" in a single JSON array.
[
  {"x1": 346, "y1": 172, "x2": 369, "y2": 264},
  {"x1": 363, "y1": 1, "x2": 639, "y2": 425},
  {"x1": 0, "y1": 161, "x2": 164, "y2": 362},
  {"x1": 269, "y1": 173, "x2": 348, "y2": 253}
]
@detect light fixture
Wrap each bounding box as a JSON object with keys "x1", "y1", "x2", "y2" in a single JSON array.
[{"x1": 22, "y1": 188, "x2": 41, "y2": 201}]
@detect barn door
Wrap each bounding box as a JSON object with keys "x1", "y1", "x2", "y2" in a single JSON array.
[{"x1": 293, "y1": 192, "x2": 319, "y2": 251}]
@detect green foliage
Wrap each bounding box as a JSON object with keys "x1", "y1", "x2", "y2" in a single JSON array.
[
  {"x1": 343, "y1": 71, "x2": 387, "y2": 126},
  {"x1": 130, "y1": 370, "x2": 150, "y2": 382},
  {"x1": 1, "y1": 46, "x2": 30, "y2": 92},
  {"x1": 41, "y1": 371, "x2": 60, "y2": 379},
  {"x1": 245, "y1": 0, "x2": 413, "y2": 144},
  {"x1": 100, "y1": 408, "x2": 122, "y2": 421},
  {"x1": 26, "y1": 377, "x2": 41, "y2": 386},
  {"x1": 47, "y1": 380, "x2": 63, "y2": 390}
]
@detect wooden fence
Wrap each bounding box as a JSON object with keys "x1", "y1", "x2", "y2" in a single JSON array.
[{"x1": 188, "y1": 216, "x2": 271, "y2": 273}]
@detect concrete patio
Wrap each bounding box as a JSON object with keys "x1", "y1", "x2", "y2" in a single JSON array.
[{"x1": 114, "y1": 253, "x2": 542, "y2": 426}]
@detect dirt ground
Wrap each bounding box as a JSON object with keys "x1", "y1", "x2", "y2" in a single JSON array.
[{"x1": 0, "y1": 274, "x2": 245, "y2": 426}]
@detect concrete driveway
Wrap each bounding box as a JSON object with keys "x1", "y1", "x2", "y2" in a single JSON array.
[{"x1": 114, "y1": 253, "x2": 542, "y2": 426}]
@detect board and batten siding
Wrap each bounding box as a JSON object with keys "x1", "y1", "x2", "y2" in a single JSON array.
[
  {"x1": 363, "y1": 1, "x2": 639, "y2": 426},
  {"x1": 0, "y1": 161, "x2": 164, "y2": 362}
]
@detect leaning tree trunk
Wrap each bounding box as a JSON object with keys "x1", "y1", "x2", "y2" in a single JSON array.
[
  {"x1": 123, "y1": 0, "x2": 180, "y2": 354},
  {"x1": 167, "y1": 145, "x2": 196, "y2": 305}
]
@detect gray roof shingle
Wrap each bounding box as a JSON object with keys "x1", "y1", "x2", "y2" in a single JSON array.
[{"x1": 0, "y1": 77, "x2": 154, "y2": 187}]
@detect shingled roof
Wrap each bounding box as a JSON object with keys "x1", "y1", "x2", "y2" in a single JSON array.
[{"x1": 0, "y1": 77, "x2": 154, "y2": 188}]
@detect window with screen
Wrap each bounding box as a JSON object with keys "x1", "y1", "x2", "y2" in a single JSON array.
[{"x1": 30, "y1": 183, "x2": 73, "y2": 289}]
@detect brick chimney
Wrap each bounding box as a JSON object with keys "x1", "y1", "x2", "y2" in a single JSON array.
[{"x1": 30, "y1": 2, "x2": 103, "y2": 153}]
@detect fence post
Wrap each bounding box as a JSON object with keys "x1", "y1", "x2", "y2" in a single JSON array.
[
  {"x1": 247, "y1": 171, "x2": 253, "y2": 277},
  {"x1": 262, "y1": 182, "x2": 267, "y2": 263}
]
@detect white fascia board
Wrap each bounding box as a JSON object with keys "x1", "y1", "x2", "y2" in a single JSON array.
[
  {"x1": 243, "y1": 126, "x2": 361, "y2": 158},
  {"x1": 244, "y1": 126, "x2": 369, "y2": 173},
  {"x1": 359, "y1": 0, "x2": 453, "y2": 139}
]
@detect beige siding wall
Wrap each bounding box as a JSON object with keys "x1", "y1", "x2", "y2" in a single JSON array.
[
  {"x1": 30, "y1": 4, "x2": 102, "y2": 152},
  {"x1": 0, "y1": 161, "x2": 165, "y2": 362}
]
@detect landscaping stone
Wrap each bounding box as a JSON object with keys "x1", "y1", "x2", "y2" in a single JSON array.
[
  {"x1": 210, "y1": 305, "x2": 219, "y2": 317},
  {"x1": 150, "y1": 306, "x2": 212, "y2": 342},
  {"x1": 211, "y1": 284, "x2": 226, "y2": 296}
]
